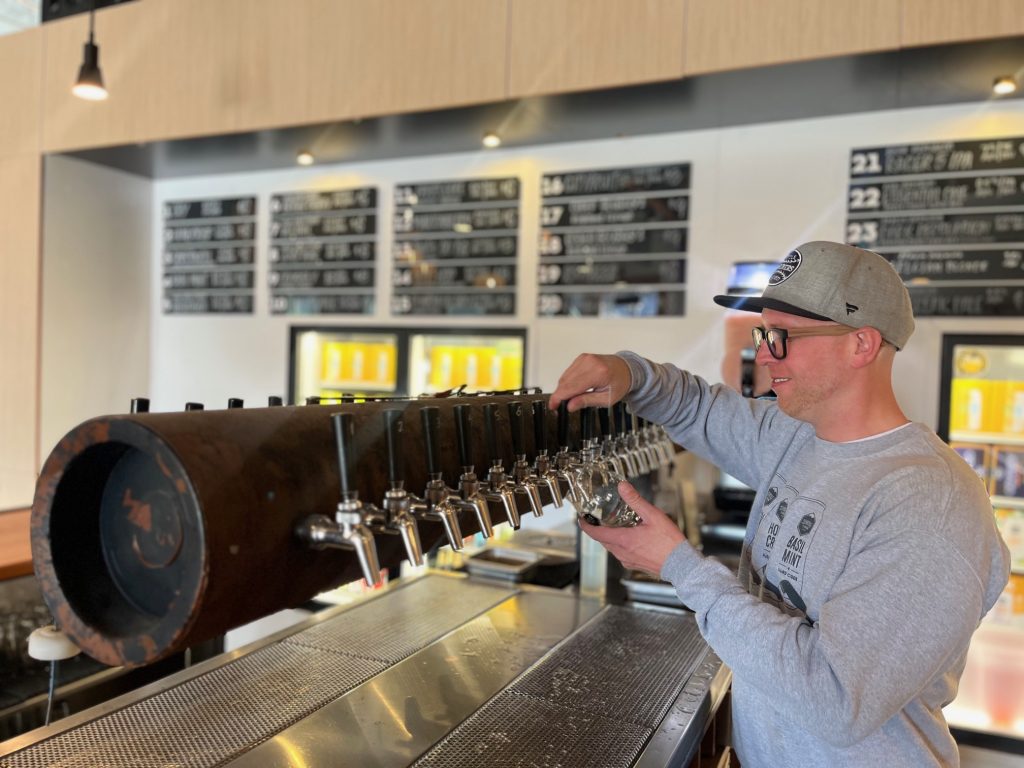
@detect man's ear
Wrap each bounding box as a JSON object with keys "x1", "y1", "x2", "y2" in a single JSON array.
[{"x1": 850, "y1": 328, "x2": 884, "y2": 368}]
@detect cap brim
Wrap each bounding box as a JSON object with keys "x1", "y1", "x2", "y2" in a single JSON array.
[{"x1": 712, "y1": 294, "x2": 832, "y2": 322}]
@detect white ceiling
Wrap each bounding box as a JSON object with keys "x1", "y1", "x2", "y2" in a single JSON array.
[{"x1": 0, "y1": 0, "x2": 38, "y2": 37}]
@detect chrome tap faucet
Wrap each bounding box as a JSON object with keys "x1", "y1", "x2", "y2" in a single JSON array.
[
  {"x1": 482, "y1": 402, "x2": 521, "y2": 530},
  {"x1": 452, "y1": 404, "x2": 495, "y2": 537},
  {"x1": 635, "y1": 416, "x2": 659, "y2": 471},
  {"x1": 613, "y1": 403, "x2": 644, "y2": 477},
  {"x1": 530, "y1": 400, "x2": 564, "y2": 509},
  {"x1": 412, "y1": 406, "x2": 465, "y2": 550},
  {"x1": 363, "y1": 409, "x2": 425, "y2": 567},
  {"x1": 597, "y1": 405, "x2": 628, "y2": 480},
  {"x1": 553, "y1": 400, "x2": 584, "y2": 504},
  {"x1": 506, "y1": 401, "x2": 544, "y2": 518},
  {"x1": 295, "y1": 412, "x2": 382, "y2": 586}
]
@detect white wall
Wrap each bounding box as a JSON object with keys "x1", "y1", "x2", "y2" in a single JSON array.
[
  {"x1": 40, "y1": 155, "x2": 151, "y2": 462},
  {"x1": 148, "y1": 99, "x2": 1024, "y2": 429}
]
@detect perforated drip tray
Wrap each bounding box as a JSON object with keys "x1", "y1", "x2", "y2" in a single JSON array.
[
  {"x1": 0, "y1": 575, "x2": 517, "y2": 768},
  {"x1": 413, "y1": 690, "x2": 653, "y2": 768},
  {"x1": 412, "y1": 605, "x2": 710, "y2": 768},
  {"x1": 0, "y1": 578, "x2": 724, "y2": 768}
]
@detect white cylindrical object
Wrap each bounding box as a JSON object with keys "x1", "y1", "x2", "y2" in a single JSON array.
[{"x1": 28, "y1": 625, "x2": 82, "y2": 661}]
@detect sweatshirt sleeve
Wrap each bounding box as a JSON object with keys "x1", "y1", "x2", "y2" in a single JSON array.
[
  {"x1": 661, "y1": 476, "x2": 989, "y2": 748},
  {"x1": 619, "y1": 352, "x2": 801, "y2": 489}
]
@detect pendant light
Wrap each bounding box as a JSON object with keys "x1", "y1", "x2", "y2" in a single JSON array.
[{"x1": 72, "y1": 1, "x2": 107, "y2": 101}]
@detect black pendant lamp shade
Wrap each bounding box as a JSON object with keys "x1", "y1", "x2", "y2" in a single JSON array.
[{"x1": 72, "y1": 6, "x2": 108, "y2": 101}]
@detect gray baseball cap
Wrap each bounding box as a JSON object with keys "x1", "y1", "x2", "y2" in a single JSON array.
[{"x1": 713, "y1": 241, "x2": 915, "y2": 349}]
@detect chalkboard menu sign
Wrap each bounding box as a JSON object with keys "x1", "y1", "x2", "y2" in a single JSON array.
[
  {"x1": 392, "y1": 177, "x2": 519, "y2": 316},
  {"x1": 162, "y1": 197, "x2": 256, "y2": 314},
  {"x1": 537, "y1": 163, "x2": 690, "y2": 317},
  {"x1": 846, "y1": 137, "x2": 1024, "y2": 317},
  {"x1": 269, "y1": 188, "x2": 378, "y2": 315}
]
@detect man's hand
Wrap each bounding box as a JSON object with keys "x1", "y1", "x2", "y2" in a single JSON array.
[
  {"x1": 580, "y1": 481, "x2": 690, "y2": 577},
  {"x1": 548, "y1": 353, "x2": 632, "y2": 413}
]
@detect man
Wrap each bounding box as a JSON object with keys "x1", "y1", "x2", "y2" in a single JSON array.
[{"x1": 549, "y1": 241, "x2": 1010, "y2": 767}]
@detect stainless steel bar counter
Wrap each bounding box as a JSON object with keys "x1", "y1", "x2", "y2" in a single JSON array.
[{"x1": 0, "y1": 573, "x2": 729, "y2": 768}]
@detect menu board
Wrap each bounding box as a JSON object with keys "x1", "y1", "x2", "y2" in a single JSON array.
[
  {"x1": 846, "y1": 138, "x2": 1024, "y2": 316},
  {"x1": 269, "y1": 188, "x2": 377, "y2": 315},
  {"x1": 162, "y1": 197, "x2": 256, "y2": 314},
  {"x1": 392, "y1": 177, "x2": 519, "y2": 316},
  {"x1": 537, "y1": 163, "x2": 690, "y2": 317}
]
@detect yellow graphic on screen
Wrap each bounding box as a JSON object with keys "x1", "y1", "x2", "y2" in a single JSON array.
[
  {"x1": 955, "y1": 348, "x2": 988, "y2": 376},
  {"x1": 429, "y1": 345, "x2": 522, "y2": 392},
  {"x1": 321, "y1": 341, "x2": 397, "y2": 391}
]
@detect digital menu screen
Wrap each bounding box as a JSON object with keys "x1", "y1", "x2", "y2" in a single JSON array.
[
  {"x1": 847, "y1": 138, "x2": 1024, "y2": 316},
  {"x1": 162, "y1": 196, "x2": 256, "y2": 314},
  {"x1": 537, "y1": 163, "x2": 690, "y2": 317},
  {"x1": 269, "y1": 187, "x2": 378, "y2": 315},
  {"x1": 392, "y1": 177, "x2": 520, "y2": 316}
]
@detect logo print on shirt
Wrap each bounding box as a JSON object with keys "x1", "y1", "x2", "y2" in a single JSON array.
[
  {"x1": 780, "y1": 580, "x2": 807, "y2": 614},
  {"x1": 776, "y1": 499, "x2": 789, "y2": 522},
  {"x1": 754, "y1": 479, "x2": 797, "y2": 565},
  {"x1": 775, "y1": 498, "x2": 825, "y2": 607},
  {"x1": 748, "y1": 471, "x2": 827, "y2": 619}
]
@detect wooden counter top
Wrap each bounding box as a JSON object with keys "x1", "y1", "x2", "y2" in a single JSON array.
[{"x1": 0, "y1": 508, "x2": 32, "y2": 580}]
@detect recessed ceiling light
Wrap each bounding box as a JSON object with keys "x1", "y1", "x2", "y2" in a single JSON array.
[
  {"x1": 993, "y1": 76, "x2": 1017, "y2": 96},
  {"x1": 482, "y1": 131, "x2": 501, "y2": 149},
  {"x1": 296, "y1": 150, "x2": 314, "y2": 166}
]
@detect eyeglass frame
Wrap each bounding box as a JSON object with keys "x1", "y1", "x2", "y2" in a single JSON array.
[{"x1": 751, "y1": 324, "x2": 858, "y2": 360}]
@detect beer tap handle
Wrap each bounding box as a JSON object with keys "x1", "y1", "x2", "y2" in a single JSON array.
[
  {"x1": 507, "y1": 401, "x2": 525, "y2": 458},
  {"x1": 484, "y1": 403, "x2": 500, "y2": 464},
  {"x1": 268, "y1": 396, "x2": 283, "y2": 407},
  {"x1": 619, "y1": 404, "x2": 633, "y2": 434},
  {"x1": 228, "y1": 398, "x2": 244, "y2": 409},
  {"x1": 454, "y1": 404, "x2": 472, "y2": 468},
  {"x1": 383, "y1": 409, "x2": 404, "y2": 485},
  {"x1": 420, "y1": 406, "x2": 441, "y2": 476},
  {"x1": 580, "y1": 406, "x2": 594, "y2": 445},
  {"x1": 557, "y1": 401, "x2": 569, "y2": 450},
  {"x1": 532, "y1": 400, "x2": 548, "y2": 454},
  {"x1": 614, "y1": 402, "x2": 627, "y2": 435},
  {"x1": 598, "y1": 407, "x2": 611, "y2": 439},
  {"x1": 379, "y1": 409, "x2": 425, "y2": 566},
  {"x1": 332, "y1": 412, "x2": 355, "y2": 498},
  {"x1": 130, "y1": 397, "x2": 149, "y2": 414}
]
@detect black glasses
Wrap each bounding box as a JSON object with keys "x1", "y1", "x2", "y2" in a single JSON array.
[{"x1": 752, "y1": 324, "x2": 856, "y2": 360}]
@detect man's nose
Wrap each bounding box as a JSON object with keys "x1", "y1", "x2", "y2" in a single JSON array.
[{"x1": 754, "y1": 341, "x2": 775, "y2": 365}]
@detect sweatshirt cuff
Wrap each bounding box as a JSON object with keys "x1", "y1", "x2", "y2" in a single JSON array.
[
  {"x1": 616, "y1": 351, "x2": 647, "y2": 398},
  {"x1": 660, "y1": 539, "x2": 703, "y2": 584},
  {"x1": 661, "y1": 539, "x2": 737, "y2": 618}
]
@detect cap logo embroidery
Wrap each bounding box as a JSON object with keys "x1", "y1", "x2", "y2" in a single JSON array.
[
  {"x1": 768, "y1": 249, "x2": 801, "y2": 286},
  {"x1": 845, "y1": 302, "x2": 858, "y2": 315}
]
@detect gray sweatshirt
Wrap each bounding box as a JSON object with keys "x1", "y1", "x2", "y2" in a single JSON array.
[{"x1": 620, "y1": 353, "x2": 1010, "y2": 768}]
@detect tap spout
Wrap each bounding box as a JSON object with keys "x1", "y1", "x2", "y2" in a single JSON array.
[
  {"x1": 414, "y1": 481, "x2": 465, "y2": 551},
  {"x1": 483, "y1": 485, "x2": 520, "y2": 529},
  {"x1": 375, "y1": 487, "x2": 425, "y2": 567},
  {"x1": 538, "y1": 472, "x2": 563, "y2": 509},
  {"x1": 392, "y1": 508, "x2": 424, "y2": 567},
  {"x1": 296, "y1": 510, "x2": 382, "y2": 586},
  {"x1": 456, "y1": 494, "x2": 493, "y2": 538}
]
